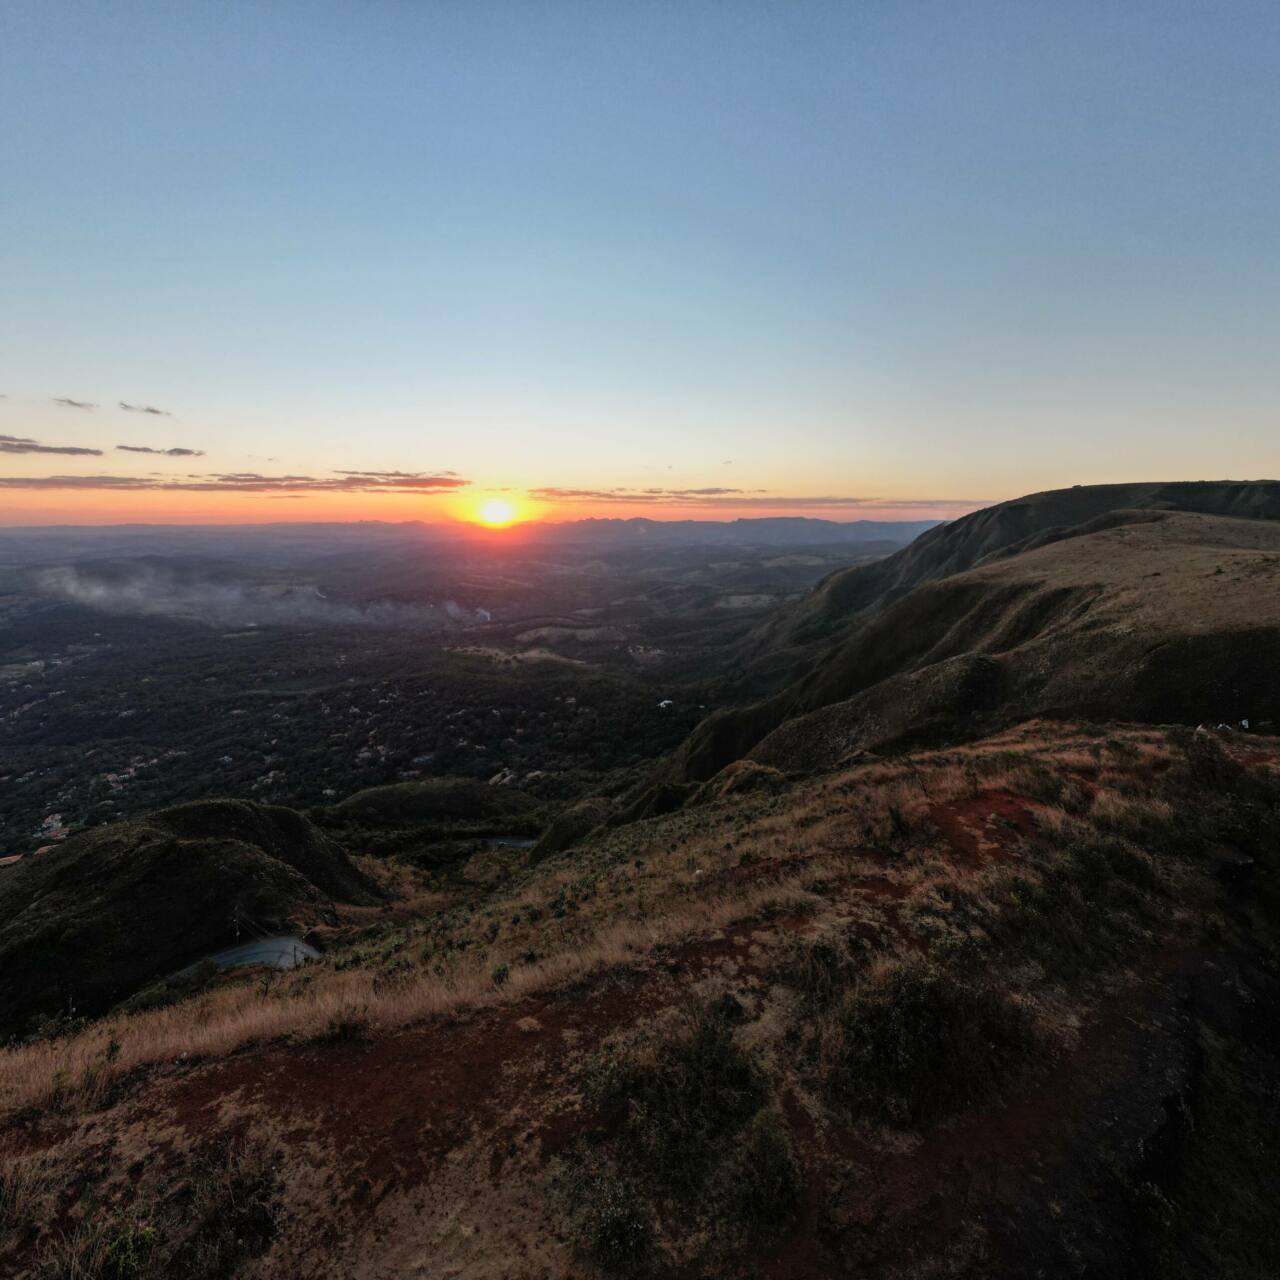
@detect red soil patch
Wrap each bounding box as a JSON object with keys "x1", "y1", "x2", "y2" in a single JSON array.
[
  {"x1": 156, "y1": 972, "x2": 668, "y2": 1201},
  {"x1": 854, "y1": 874, "x2": 911, "y2": 901},
  {"x1": 133, "y1": 914, "x2": 805, "y2": 1207},
  {"x1": 928, "y1": 788, "x2": 1043, "y2": 870}
]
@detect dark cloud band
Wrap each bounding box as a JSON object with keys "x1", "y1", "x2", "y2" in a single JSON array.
[
  {"x1": 529, "y1": 487, "x2": 987, "y2": 511},
  {"x1": 0, "y1": 470, "x2": 469, "y2": 494},
  {"x1": 1, "y1": 437, "x2": 103, "y2": 456}
]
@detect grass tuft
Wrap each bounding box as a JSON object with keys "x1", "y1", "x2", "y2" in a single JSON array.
[{"x1": 562, "y1": 1154, "x2": 655, "y2": 1277}]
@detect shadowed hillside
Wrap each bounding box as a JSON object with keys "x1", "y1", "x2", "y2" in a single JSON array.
[
  {"x1": 0, "y1": 801, "x2": 381, "y2": 1036},
  {"x1": 670, "y1": 484, "x2": 1280, "y2": 782}
]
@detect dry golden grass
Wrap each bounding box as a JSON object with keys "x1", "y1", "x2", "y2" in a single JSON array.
[
  {"x1": 0, "y1": 1147, "x2": 59, "y2": 1236},
  {"x1": 0, "y1": 877, "x2": 819, "y2": 1117},
  {"x1": 23, "y1": 1220, "x2": 114, "y2": 1280},
  {"x1": 2, "y1": 719, "x2": 1263, "y2": 1128}
]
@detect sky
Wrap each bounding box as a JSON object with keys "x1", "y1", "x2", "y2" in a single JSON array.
[{"x1": 2, "y1": 0, "x2": 1278, "y2": 526}]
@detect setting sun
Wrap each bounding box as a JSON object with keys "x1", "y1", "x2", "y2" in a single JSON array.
[{"x1": 478, "y1": 498, "x2": 518, "y2": 527}]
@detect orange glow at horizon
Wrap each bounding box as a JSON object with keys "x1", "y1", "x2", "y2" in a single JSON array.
[{"x1": 0, "y1": 484, "x2": 985, "y2": 527}]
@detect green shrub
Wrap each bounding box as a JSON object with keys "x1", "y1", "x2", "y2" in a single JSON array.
[
  {"x1": 828, "y1": 962, "x2": 1038, "y2": 1128},
  {"x1": 598, "y1": 1006, "x2": 765, "y2": 1195},
  {"x1": 103, "y1": 1222, "x2": 161, "y2": 1280}
]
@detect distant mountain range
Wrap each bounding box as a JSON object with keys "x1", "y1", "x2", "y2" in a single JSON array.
[
  {"x1": 534, "y1": 516, "x2": 943, "y2": 546},
  {"x1": 0, "y1": 515, "x2": 943, "y2": 566}
]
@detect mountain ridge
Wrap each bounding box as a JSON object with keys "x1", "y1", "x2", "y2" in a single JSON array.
[{"x1": 669, "y1": 481, "x2": 1280, "y2": 782}]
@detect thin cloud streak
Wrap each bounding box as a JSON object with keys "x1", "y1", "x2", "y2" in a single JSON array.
[
  {"x1": 1, "y1": 435, "x2": 104, "y2": 456},
  {"x1": 528, "y1": 486, "x2": 753, "y2": 501},
  {"x1": 51, "y1": 397, "x2": 96, "y2": 410},
  {"x1": 119, "y1": 401, "x2": 173, "y2": 416},
  {"x1": 117, "y1": 445, "x2": 206, "y2": 457},
  {"x1": 335, "y1": 468, "x2": 460, "y2": 479}
]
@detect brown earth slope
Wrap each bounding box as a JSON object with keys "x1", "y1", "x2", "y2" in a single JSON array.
[{"x1": 2, "y1": 723, "x2": 1278, "y2": 1279}]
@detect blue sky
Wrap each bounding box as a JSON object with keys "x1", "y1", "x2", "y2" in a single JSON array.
[{"x1": 2, "y1": 1, "x2": 1278, "y2": 523}]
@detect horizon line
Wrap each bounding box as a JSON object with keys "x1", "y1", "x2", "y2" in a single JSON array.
[{"x1": 0, "y1": 511, "x2": 961, "y2": 534}]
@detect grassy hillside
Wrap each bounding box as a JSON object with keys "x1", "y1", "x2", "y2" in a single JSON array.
[
  {"x1": 750, "y1": 480, "x2": 1280, "y2": 657},
  {"x1": 0, "y1": 800, "x2": 380, "y2": 1036},
  {"x1": 672, "y1": 502, "x2": 1280, "y2": 781},
  {"x1": 2, "y1": 722, "x2": 1278, "y2": 1277},
  {"x1": 5, "y1": 484, "x2": 1280, "y2": 1278}
]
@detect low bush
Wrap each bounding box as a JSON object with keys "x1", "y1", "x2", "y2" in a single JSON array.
[
  {"x1": 30, "y1": 1139, "x2": 279, "y2": 1280},
  {"x1": 779, "y1": 933, "x2": 860, "y2": 1010},
  {"x1": 1157, "y1": 731, "x2": 1280, "y2": 861},
  {"x1": 320, "y1": 1006, "x2": 369, "y2": 1043},
  {"x1": 986, "y1": 830, "x2": 1163, "y2": 979},
  {"x1": 167, "y1": 1138, "x2": 279, "y2": 1280},
  {"x1": 827, "y1": 961, "x2": 1038, "y2": 1128},
  {"x1": 596, "y1": 1005, "x2": 765, "y2": 1196},
  {"x1": 102, "y1": 1222, "x2": 161, "y2": 1279}
]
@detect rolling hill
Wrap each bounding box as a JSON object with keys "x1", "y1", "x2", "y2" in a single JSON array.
[
  {"x1": 670, "y1": 482, "x2": 1280, "y2": 782},
  {"x1": 0, "y1": 800, "x2": 381, "y2": 1036}
]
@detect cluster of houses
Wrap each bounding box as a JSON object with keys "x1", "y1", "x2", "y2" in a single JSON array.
[{"x1": 0, "y1": 812, "x2": 68, "y2": 869}]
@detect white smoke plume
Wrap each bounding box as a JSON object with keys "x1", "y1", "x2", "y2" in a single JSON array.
[{"x1": 36, "y1": 564, "x2": 492, "y2": 630}]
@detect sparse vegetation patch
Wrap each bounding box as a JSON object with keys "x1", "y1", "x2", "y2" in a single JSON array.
[
  {"x1": 595, "y1": 1003, "x2": 766, "y2": 1196},
  {"x1": 826, "y1": 960, "x2": 1040, "y2": 1128}
]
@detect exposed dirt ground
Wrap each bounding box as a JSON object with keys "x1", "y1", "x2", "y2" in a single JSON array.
[{"x1": 3, "y1": 721, "x2": 1279, "y2": 1278}]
